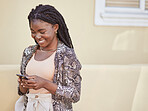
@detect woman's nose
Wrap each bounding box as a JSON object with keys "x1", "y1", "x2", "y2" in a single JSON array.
[{"x1": 35, "y1": 34, "x2": 41, "y2": 39}]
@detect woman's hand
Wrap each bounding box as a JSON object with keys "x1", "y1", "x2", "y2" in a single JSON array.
[
  {"x1": 20, "y1": 75, "x2": 57, "y2": 94},
  {"x1": 21, "y1": 75, "x2": 47, "y2": 90},
  {"x1": 18, "y1": 77, "x2": 28, "y2": 94}
]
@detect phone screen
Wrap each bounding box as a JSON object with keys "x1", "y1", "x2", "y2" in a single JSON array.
[{"x1": 16, "y1": 74, "x2": 28, "y2": 80}]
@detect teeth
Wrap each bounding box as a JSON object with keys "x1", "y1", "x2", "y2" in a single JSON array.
[{"x1": 39, "y1": 39, "x2": 45, "y2": 43}]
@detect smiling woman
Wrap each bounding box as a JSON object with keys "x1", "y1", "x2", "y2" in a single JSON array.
[
  {"x1": 15, "y1": 4, "x2": 82, "y2": 111},
  {"x1": 30, "y1": 19, "x2": 58, "y2": 52}
]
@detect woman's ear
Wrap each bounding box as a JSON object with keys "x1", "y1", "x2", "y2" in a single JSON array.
[{"x1": 53, "y1": 24, "x2": 59, "y2": 33}]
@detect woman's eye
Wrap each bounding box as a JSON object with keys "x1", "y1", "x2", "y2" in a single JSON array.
[
  {"x1": 31, "y1": 32, "x2": 35, "y2": 34},
  {"x1": 40, "y1": 32, "x2": 45, "y2": 34}
]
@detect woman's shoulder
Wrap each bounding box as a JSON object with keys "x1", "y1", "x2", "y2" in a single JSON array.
[
  {"x1": 57, "y1": 41, "x2": 75, "y2": 57},
  {"x1": 57, "y1": 42, "x2": 82, "y2": 69},
  {"x1": 56, "y1": 42, "x2": 82, "y2": 67},
  {"x1": 23, "y1": 44, "x2": 38, "y2": 56}
]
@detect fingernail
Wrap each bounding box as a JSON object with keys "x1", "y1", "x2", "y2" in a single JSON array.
[{"x1": 21, "y1": 83, "x2": 23, "y2": 85}]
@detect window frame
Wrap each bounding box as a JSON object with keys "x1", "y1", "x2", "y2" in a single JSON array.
[{"x1": 95, "y1": 0, "x2": 148, "y2": 27}]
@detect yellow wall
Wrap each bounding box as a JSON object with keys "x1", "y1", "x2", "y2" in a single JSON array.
[
  {"x1": 1, "y1": 0, "x2": 148, "y2": 64},
  {"x1": 1, "y1": 65, "x2": 148, "y2": 111}
]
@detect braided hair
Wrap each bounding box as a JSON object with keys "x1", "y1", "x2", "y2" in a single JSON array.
[{"x1": 28, "y1": 4, "x2": 74, "y2": 48}]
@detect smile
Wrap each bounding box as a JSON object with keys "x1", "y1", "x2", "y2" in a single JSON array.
[{"x1": 38, "y1": 39, "x2": 45, "y2": 44}]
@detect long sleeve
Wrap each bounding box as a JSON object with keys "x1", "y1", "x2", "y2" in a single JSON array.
[
  {"x1": 18, "y1": 45, "x2": 36, "y2": 95},
  {"x1": 55, "y1": 49, "x2": 82, "y2": 103},
  {"x1": 18, "y1": 48, "x2": 27, "y2": 96}
]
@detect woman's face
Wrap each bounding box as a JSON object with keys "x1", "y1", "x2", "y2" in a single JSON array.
[{"x1": 30, "y1": 19, "x2": 58, "y2": 50}]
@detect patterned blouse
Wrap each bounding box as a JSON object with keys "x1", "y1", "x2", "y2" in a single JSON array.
[{"x1": 18, "y1": 40, "x2": 82, "y2": 111}]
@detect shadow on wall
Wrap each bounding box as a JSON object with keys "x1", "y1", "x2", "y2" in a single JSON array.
[{"x1": 112, "y1": 30, "x2": 148, "y2": 52}]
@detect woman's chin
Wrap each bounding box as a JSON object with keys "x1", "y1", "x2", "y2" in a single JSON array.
[{"x1": 38, "y1": 43, "x2": 46, "y2": 48}]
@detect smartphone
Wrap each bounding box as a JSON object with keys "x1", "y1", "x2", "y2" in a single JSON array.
[{"x1": 16, "y1": 74, "x2": 28, "y2": 80}]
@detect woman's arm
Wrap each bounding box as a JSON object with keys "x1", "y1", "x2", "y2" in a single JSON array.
[
  {"x1": 18, "y1": 48, "x2": 28, "y2": 96},
  {"x1": 18, "y1": 46, "x2": 35, "y2": 95},
  {"x1": 55, "y1": 50, "x2": 82, "y2": 103},
  {"x1": 21, "y1": 75, "x2": 58, "y2": 95}
]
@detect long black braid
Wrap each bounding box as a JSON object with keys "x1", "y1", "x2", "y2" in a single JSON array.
[{"x1": 28, "y1": 4, "x2": 74, "y2": 49}]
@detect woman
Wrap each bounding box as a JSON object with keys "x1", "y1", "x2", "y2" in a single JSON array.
[{"x1": 16, "y1": 4, "x2": 82, "y2": 111}]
